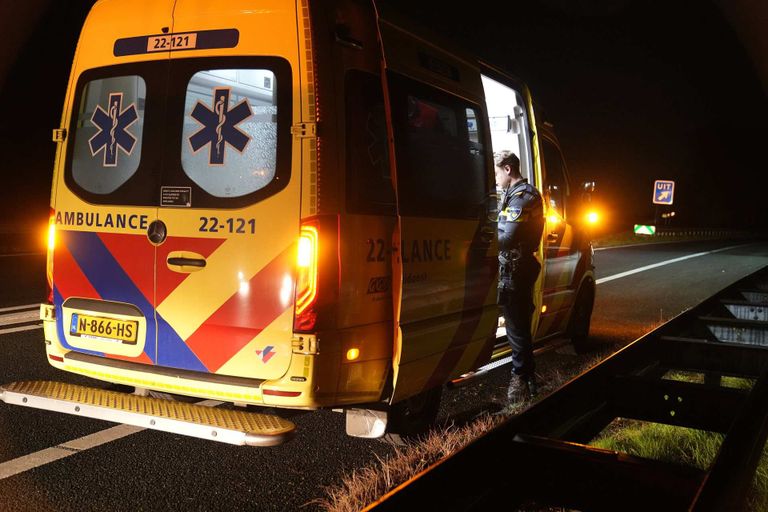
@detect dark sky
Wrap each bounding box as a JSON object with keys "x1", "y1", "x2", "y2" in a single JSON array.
[
  {"x1": 384, "y1": 0, "x2": 768, "y2": 230},
  {"x1": 0, "y1": 0, "x2": 765, "y2": 231}
]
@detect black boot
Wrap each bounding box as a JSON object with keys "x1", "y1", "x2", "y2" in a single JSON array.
[
  {"x1": 527, "y1": 376, "x2": 538, "y2": 398},
  {"x1": 507, "y1": 375, "x2": 530, "y2": 404}
]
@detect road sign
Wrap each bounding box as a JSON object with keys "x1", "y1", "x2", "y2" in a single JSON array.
[
  {"x1": 653, "y1": 180, "x2": 675, "y2": 205},
  {"x1": 634, "y1": 224, "x2": 656, "y2": 235}
]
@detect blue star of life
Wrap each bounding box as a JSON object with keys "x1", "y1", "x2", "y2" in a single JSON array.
[
  {"x1": 89, "y1": 93, "x2": 138, "y2": 167},
  {"x1": 189, "y1": 88, "x2": 253, "y2": 165}
]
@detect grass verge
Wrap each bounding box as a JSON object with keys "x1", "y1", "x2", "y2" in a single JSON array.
[
  {"x1": 590, "y1": 373, "x2": 768, "y2": 511},
  {"x1": 315, "y1": 348, "x2": 612, "y2": 511},
  {"x1": 317, "y1": 360, "x2": 768, "y2": 510},
  {"x1": 311, "y1": 414, "x2": 504, "y2": 512}
]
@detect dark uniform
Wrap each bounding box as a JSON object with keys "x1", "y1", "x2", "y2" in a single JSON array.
[{"x1": 498, "y1": 178, "x2": 544, "y2": 394}]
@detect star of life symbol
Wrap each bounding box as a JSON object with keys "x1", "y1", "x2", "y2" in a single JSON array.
[
  {"x1": 89, "y1": 93, "x2": 138, "y2": 167},
  {"x1": 189, "y1": 87, "x2": 253, "y2": 165}
]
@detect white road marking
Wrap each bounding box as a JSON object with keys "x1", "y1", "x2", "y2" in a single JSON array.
[
  {"x1": 0, "y1": 399, "x2": 222, "y2": 480},
  {"x1": 595, "y1": 244, "x2": 748, "y2": 285},
  {"x1": 0, "y1": 425, "x2": 143, "y2": 480}
]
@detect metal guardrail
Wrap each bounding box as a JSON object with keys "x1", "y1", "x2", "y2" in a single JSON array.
[
  {"x1": 654, "y1": 228, "x2": 753, "y2": 238},
  {"x1": 0, "y1": 230, "x2": 43, "y2": 255},
  {"x1": 369, "y1": 266, "x2": 768, "y2": 511}
]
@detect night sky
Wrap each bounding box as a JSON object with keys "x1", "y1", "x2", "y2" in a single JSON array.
[{"x1": 0, "y1": 1, "x2": 765, "y2": 233}]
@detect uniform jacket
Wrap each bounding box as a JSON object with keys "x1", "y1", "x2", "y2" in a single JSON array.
[{"x1": 498, "y1": 178, "x2": 545, "y2": 290}]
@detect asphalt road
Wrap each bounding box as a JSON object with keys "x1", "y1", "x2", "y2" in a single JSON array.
[{"x1": 0, "y1": 238, "x2": 766, "y2": 511}]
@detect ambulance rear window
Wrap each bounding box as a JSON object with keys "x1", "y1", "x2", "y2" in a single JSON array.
[
  {"x1": 181, "y1": 69, "x2": 279, "y2": 198},
  {"x1": 70, "y1": 75, "x2": 146, "y2": 195}
]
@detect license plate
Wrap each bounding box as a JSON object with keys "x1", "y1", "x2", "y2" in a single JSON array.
[
  {"x1": 147, "y1": 32, "x2": 198, "y2": 52},
  {"x1": 70, "y1": 314, "x2": 138, "y2": 344}
]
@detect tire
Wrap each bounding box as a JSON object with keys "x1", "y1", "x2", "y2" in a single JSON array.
[
  {"x1": 384, "y1": 386, "x2": 443, "y2": 445},
  {"x1": 569, "y1": 279, "x2": 595, "y2": 354}
]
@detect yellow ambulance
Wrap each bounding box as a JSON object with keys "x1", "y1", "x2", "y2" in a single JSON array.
[{"x1": 1, "y1": 0, "x2": 595, "y2": 446}]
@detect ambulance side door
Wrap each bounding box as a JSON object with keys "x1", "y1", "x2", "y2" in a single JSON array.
[{"x1": 536, "y1": 137, "x2": 579, "y2": 339}]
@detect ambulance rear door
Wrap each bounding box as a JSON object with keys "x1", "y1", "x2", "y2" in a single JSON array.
[
  {"x1": 151, "y1": 1, "x2": 301, "y2": 380},
  {"x1": 54, "y1": 2, "x2": 175, "y2": 366}
]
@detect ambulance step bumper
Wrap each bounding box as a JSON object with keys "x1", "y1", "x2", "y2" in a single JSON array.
[{"x1": 0, "y1": 381, "x2": 295, "y2": 447}]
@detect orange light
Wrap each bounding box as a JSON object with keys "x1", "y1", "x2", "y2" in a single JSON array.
[
  {"x1": 547, "y1": 213, "x2": 561, "y2": 225},
  {"x1": 541, "y1": 305, "x2": 547, "y2": 313},
  {"x1": 295, "y1": 225, "x2": 318, "y2": 316},
  {"x1": 46, "y1": 209, "x2": 55, "y2": 304},
  {"x1": 47, "y1": 218, "x2": 56, "y2": 250},
  {"x1": 586, "y1": 211, "x2": 599, "y2": 225},
  {"x1": 346, "y1": 348, "x2": 360, "y2": 361}
]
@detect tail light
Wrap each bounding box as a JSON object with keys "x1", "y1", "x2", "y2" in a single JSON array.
[
  {"x1": 292, "y1": 216, "x2": 340, "y2": 333},
  {"x1": 294, "y1": 222, "x2": 319, "y2": 332},
  {"x1": 46, "y1": 208, "x2": 55, "y2": 304}
]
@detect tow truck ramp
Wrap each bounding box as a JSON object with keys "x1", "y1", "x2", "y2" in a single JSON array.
[{"x1": 369, "y1": 266, "x2": 768, "y2": 511}]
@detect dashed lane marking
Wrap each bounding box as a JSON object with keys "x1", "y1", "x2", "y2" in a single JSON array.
[{"x1": 0, "y1": 400, "x2": 222, "y2": 480}]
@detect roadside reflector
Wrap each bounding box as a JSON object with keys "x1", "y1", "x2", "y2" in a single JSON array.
[{"x1": 262, "y1": 389, "x2": 302, "y2": 398}]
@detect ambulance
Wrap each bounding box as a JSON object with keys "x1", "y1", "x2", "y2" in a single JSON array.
[{"x1": 0, "y1": 0, "x2": 595, "y2": 446}]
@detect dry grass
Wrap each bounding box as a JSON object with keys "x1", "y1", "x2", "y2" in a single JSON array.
[
  {"x1": 311, "y1": 414, "x2": 504, "y2": 511},
  {"x1": 317, "y1": 332, "x2": 768, "y2": 511},
  {"x1": 313, "y1": 346, "x2": 612, "y2": 511}
]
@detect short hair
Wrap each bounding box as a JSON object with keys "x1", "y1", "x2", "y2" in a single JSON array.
[{"x1": 494, "y1": 150, "x2": 520, "y2": 172}]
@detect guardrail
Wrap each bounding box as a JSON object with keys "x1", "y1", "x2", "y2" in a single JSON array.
[
  {"x1": 654, "y1": 228, "x2": 754, "y2": 238},
  {"x1": 369, "y1": 266, "x2": 768, "y2": 511},
  {"x1": 0, "y1": 229, "x2": 43, "y2": 255}
]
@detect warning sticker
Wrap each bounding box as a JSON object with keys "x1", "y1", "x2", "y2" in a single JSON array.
[{"x1": 161, "y1": 187, "x2": 192, "y2": 207}]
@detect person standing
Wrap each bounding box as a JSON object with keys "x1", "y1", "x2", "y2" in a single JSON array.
[{"x1": 494, "y1": 150, "x2": 545, "y2": 407}]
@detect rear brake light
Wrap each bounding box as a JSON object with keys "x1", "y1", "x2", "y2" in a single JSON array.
[
  {"x1": 46, "y1": 208, "x2": 55, "y2": 304},
  {"x1": 294, "y1": 224, "x2": 319, "y2": 332}
]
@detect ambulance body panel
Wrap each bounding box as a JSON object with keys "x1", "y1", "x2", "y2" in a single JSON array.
[
  {"x1": 49, "y1": 0, "x2": 303, "y2": 396},
  {"x1": 6, "y1": 0, "x2": 595, "y2": 442}
]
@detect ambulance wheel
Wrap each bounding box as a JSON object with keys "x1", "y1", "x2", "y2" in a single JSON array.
[
  {"x1": 569, "y1": 279, "x2": 595, "y2": 354},
  {"x1": 384, "y1": 386, "x2": 443, "y2": 445}
]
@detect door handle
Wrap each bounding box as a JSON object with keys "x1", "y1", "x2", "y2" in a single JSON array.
[
  {"x1": 167, "y1": 257, "x2": 206, "y2": 267},
  {"x1": 167, "y1": 252, "x2": 207, "y2": 273}
]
